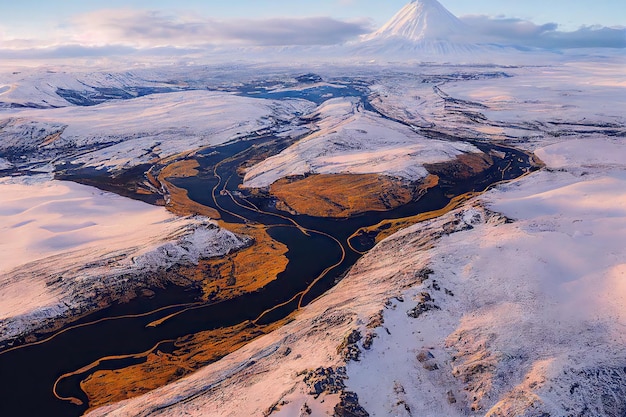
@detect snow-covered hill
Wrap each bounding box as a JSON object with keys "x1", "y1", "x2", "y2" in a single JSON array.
[
  {"x1": 0, "y1": 176, "x2": 248, "y2": 344},
  {"x1": 347, "y1": 138, "x2": 626, "y2": 417},
  {"x1": 0, "y1": 90, "x2": 313, "y2": 173},
  {"x1": 243, "y1": 96, "x2": 479, "y2": 188},
  {"x1": 0, "y1": 68, "x2": 185, "y2": 109}
]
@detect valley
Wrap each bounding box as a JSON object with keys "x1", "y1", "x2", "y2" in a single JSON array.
[
  {"x1": 0, "y1": 77, "x2": 537, "y2": 415},
  {"x1": 0, "y1": 1, "x2": 624, "y2": 415}
]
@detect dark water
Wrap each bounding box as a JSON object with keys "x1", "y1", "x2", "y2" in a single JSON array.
[
  {"x1": 0, "y1": 83, "x2": 536, "y2": 417},
  {"x1": 235, "y1": 84, "x2": 366, "y2": 105},
  {"x1": 0, "y1": 223, "x2": 347, "y2": 416}
]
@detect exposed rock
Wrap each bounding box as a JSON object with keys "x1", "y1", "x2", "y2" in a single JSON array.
[
  {"x1": 406, "y1": 292, "x2": 440, "y2": 318},
  {"x1": 337, "y1": 330, "x2": 363, "y2": 361},
  {"x1": 362, "y1": 332, "x2": 376, "y2": 350},
  {"x1": 423, "y1": 362, "x2": 440, "y2": 371},
  {"x1": 389, "y1": 382, "x2": 413, "y2": 416},
  {"x1": 300, "y1": 402, "x2": 312, "y2": 416},
  {"x1": 366, "y1": 310, "x2": 384, "y2": 329},
  {"x1": 303, "y1": 367, "x2": 347, "y2": 398},
  {"x1": 417, "y1": 349, "x2": 440, "y2": 371},
  {"x1": 393, "y1": 381, "x2": 406, "y2": 394},
  {"x1": 417, "y1": 349, "x2": 435, "y2": 363},
  {"x1": 334, "y1": 391, "x2": 370, "y2": 417},
  {"x1": 415, "y1": 267, "x2": 434, "y2": 283},
  {"x1": 447, "y1": 390, "x2": 457, "y2": 404}
]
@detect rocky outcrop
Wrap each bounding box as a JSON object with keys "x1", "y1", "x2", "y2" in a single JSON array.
[
  {"x1": 406, "y1": 291, "x2": 440, "y2": 318},
  {"x1": 337, "y1": 330, "x2": 363, "y2": 361},
  {"x1": 304, "y1": 367, "x2": 347, "y2": 397},
  {"x1": 334, "y1": 391, "x2": 370, "y2": 417}
]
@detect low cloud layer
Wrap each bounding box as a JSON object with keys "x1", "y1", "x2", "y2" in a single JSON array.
[
  {"x1": 0, "y1": 44, "x2": 200, "y2": 60},
  {"x1": 0, "y1": 9, "x2": 373, "y2": 59},
  {"x1": 461, "y1": 15, "x2": 626, "y2": 49},
  {"x1": 70, "y1": 9, "x2": 371, "y2": 47}
]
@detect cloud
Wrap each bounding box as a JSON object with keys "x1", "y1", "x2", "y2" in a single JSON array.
[
  {"x1": 0, "y1": 9, "x2": 373, "y2": 60},
  {"x1": 541, "y1": 26, "x2": 626, "y2": 49},
  {"x1": 68, "y1": 9, "x2": 372, "y2": 48},
  {"x1": 460, "y1": 15, "x2": 626, "y2": 49},
  {"x1": 0, "y1": 44, "x2": 202, "y2": 60},
  {"x1": 0, "y1": 45, "x2": 130, "y2": 60}
]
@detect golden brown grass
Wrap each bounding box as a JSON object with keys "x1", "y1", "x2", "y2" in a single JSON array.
[
  {"x1": 154, "y1": 157, "x2": 289, "y2": 302},
  {"x1": 179, "y1": 223, "x2": 288, "y2": 302},
  {"x1": 80, "y1": 158, "x2": 292, "y2": 411},
  {"x1": 424, "y1": 153, "x2": 493, "y2": 180},
  {"x1": 269, "y1": 173, "x2": 435, "y2": 218},
  {"x1": 349, "y1": 192, "x2": 480, "y2": 249},
  {"x1": 346, "y1": 153, "x2": 495, "y2": 247},
  {"x1": 80, "y1": 223, "x2": 288, "y2": 411},
  {"x1": 82, "y1": 318, "x2": 288, "y2": 411},
  {"x1": 157, "y1": 159, "x2": 221, "y2": 219}
]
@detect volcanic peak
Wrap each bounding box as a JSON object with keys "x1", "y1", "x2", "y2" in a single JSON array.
[{"x1": 364, "y1": 0, "x2": 467, "y2": 42}]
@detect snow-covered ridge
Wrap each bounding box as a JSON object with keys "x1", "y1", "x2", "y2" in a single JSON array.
[
  {"x1": 0, "y1": 176, "x2": 248, "y2": 344},
  {"x1": 243, "y1": 96, "x2": 479, "y2": 188},
  {"x1": 0, "y1": 90, "x2": 314, "y2": 173},
  {"x1": 349, "y1": 150, "x2": 626, "y2": 416},
  {"x1": 368, "y1": 63, "x2": 625, "y2": 148},
  {"x1": 0, "y1": 68, "x2": 176, "y2": 108}
]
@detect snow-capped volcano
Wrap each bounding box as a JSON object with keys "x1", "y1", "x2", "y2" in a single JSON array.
[
  {"x1": 355, "y1": 0, "x2": 531, "y2": 62},
  {"x1": 363, "y1": 0, "x2": 467, "y2": 42}
]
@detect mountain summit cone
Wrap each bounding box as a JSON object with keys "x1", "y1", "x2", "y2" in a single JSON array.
[{"x1": 363, "y1": 0, "x2": 467, "y2": 42}]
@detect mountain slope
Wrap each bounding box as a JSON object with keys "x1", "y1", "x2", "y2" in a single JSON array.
[
  {"x1": 355, "y1": 0, "x2": 527, "y2": 61},
  {"x1": 363, "y1": 0, "x2": 466, "y2": 42}
]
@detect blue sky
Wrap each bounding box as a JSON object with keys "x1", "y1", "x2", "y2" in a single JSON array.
[
  {"x1": 1, "y1": 0, "x2": 624, "y2": 32},
  {"x1": 0, "y1": 0, "x2": 624, "y2": 55}
]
